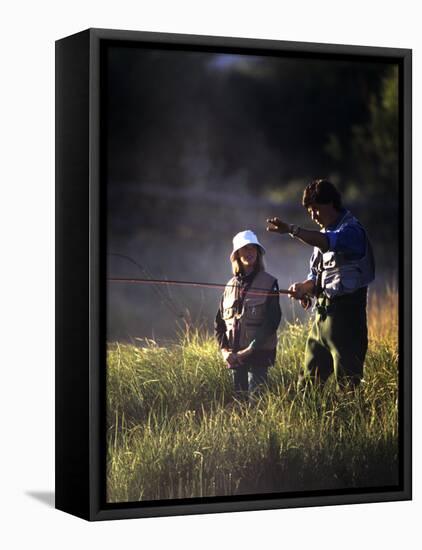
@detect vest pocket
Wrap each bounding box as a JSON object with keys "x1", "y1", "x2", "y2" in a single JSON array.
[
  {"x1": 222, "y1": 307, "x2": 235, "y2": 320},
  {"x1": 340, "y1": 271, "x2": 361, "y2": 293},
  {"x1": 321, "y1": 268, "x2": 341, "y2": 296},
  {"x1": 322, "y1": 266, "x2": 361, "y2": 297},
  {"x1": 244, "y1": 303, "x2": 265, "y2": 321},
  {"x1": 322, "y1": 250, "x2": 336, "y2": 268}
]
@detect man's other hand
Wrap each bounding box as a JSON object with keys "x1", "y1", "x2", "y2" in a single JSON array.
[{"x1": 288, "y1": 280, "x2": 315, "y2": 300}]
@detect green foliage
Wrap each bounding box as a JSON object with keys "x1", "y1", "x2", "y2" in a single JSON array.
[
  {"x1": 107, "y1": 298, "x2": 399, "y2": 502},
  {"x1": 351, "y1": 65, "x2": 399, "y2": 190},
  {"x1": 324, "y1": 65, "x2": 399, "y2": 203}
]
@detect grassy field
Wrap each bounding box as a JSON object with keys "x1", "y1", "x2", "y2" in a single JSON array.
[{"x1": 106, "y1": 288, "x2": 399, "y2": 503}]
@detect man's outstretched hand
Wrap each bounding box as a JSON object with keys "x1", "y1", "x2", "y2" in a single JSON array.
[{"x1": 266, "y1": 217, "x2": 290, "y2": 234}]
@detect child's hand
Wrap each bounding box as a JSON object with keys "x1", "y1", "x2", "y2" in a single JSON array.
[
  {"x1": 221, "y1": 348, "x2": 238, "y2": 366},
  {"x1": 236, "y1": 340, "x2": 255, "y2": 358}
]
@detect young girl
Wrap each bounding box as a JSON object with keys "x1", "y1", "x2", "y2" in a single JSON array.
[{"x1": 215, "y1": 230, "x2": 281, "y2": 400}]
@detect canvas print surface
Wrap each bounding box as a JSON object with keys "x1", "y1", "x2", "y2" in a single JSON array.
[{"x1": 104, "y1": 44, "x2": 399, "y2": 503}]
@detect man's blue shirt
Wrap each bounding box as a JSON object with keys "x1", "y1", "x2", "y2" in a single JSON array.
[{"x1": 307, "y1": 209, "x2": 366, "y2": 281}]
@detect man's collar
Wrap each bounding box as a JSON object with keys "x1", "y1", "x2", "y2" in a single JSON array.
[{"x1": 325, "y1": 208, "x2": 348, "y2": 230}]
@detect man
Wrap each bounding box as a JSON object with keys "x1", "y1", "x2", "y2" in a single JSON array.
[{"x1": 266, "y1": 179, "x2": 375, "y2": 388}]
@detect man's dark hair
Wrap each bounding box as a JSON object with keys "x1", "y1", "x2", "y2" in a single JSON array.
[{"x1": 302, "y1": 179, "x2": 343, "y2": 211}]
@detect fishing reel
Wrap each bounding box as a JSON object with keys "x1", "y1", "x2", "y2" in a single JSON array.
[{"x1": 300, "y1": 294, "x2": 313, "y2": 310}]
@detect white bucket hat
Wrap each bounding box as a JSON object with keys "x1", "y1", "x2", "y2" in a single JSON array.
[{"x1": 230, "y1": 230, "x2": 266, "y2": 261}]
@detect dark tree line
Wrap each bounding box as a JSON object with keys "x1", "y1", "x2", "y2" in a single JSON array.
[{"x1": 106, "y1": 47, "x2": 398, "y2": 253}]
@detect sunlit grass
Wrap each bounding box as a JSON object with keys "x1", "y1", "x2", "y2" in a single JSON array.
[{"x1": 107, "y1": 288, "x2": 399, "y2": 502}]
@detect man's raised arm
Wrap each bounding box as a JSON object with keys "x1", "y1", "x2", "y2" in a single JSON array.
[{"x1": 266, "y1": 217, "x2": 329, "y2": 252}]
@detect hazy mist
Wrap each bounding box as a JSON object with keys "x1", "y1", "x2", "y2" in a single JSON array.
[{"x1": 105, "y1": 45, "x2": 399, "y2": 343}]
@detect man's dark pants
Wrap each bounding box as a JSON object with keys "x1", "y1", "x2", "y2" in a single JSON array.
[{"x1": 300, "y1": 287, "x2": 368, "y2": 388}]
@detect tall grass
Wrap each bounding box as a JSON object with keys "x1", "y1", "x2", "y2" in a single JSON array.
[{"x1": 107, "y1": 289, "x2": 399, "y2": 503}]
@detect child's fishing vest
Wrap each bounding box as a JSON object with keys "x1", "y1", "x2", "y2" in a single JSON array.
[
  {"x1": 311, "y1": 211, "x2": 375, "y2": 298},
  {"x1": 222, "y1": 271, "x2": 277, "y2": 351}
]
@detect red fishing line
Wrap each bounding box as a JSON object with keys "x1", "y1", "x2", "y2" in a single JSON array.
[{"x1": 107, "y1": 277, "x2": 290, "y2": 297}]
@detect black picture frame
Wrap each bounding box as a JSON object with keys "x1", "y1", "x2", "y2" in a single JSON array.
[{"x1": 55, "y1": 28, "x2": 412, "y2": 521}]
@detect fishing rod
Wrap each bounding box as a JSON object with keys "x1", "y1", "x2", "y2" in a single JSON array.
[
  {"x1": 108, "y1": 276, "x2": 293, "y2": 297},
  {"x1": 108, "y1": 253, "x2": 313, "y2": 306},
  {"x1": 108, "y1": 253, "x2": 186, "y2": 318}
]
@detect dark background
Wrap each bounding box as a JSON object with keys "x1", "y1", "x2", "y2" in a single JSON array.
[{"x1": 105, "y1": 45, "x2": 399, "y2": 343}]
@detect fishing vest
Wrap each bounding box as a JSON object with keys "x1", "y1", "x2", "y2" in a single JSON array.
[
  {"x1": 312, "y1": 211, "x2": 375, "y2": 298},
  {"x1": 222, "y1": 271, "x2": 277, "y2": 351}
]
